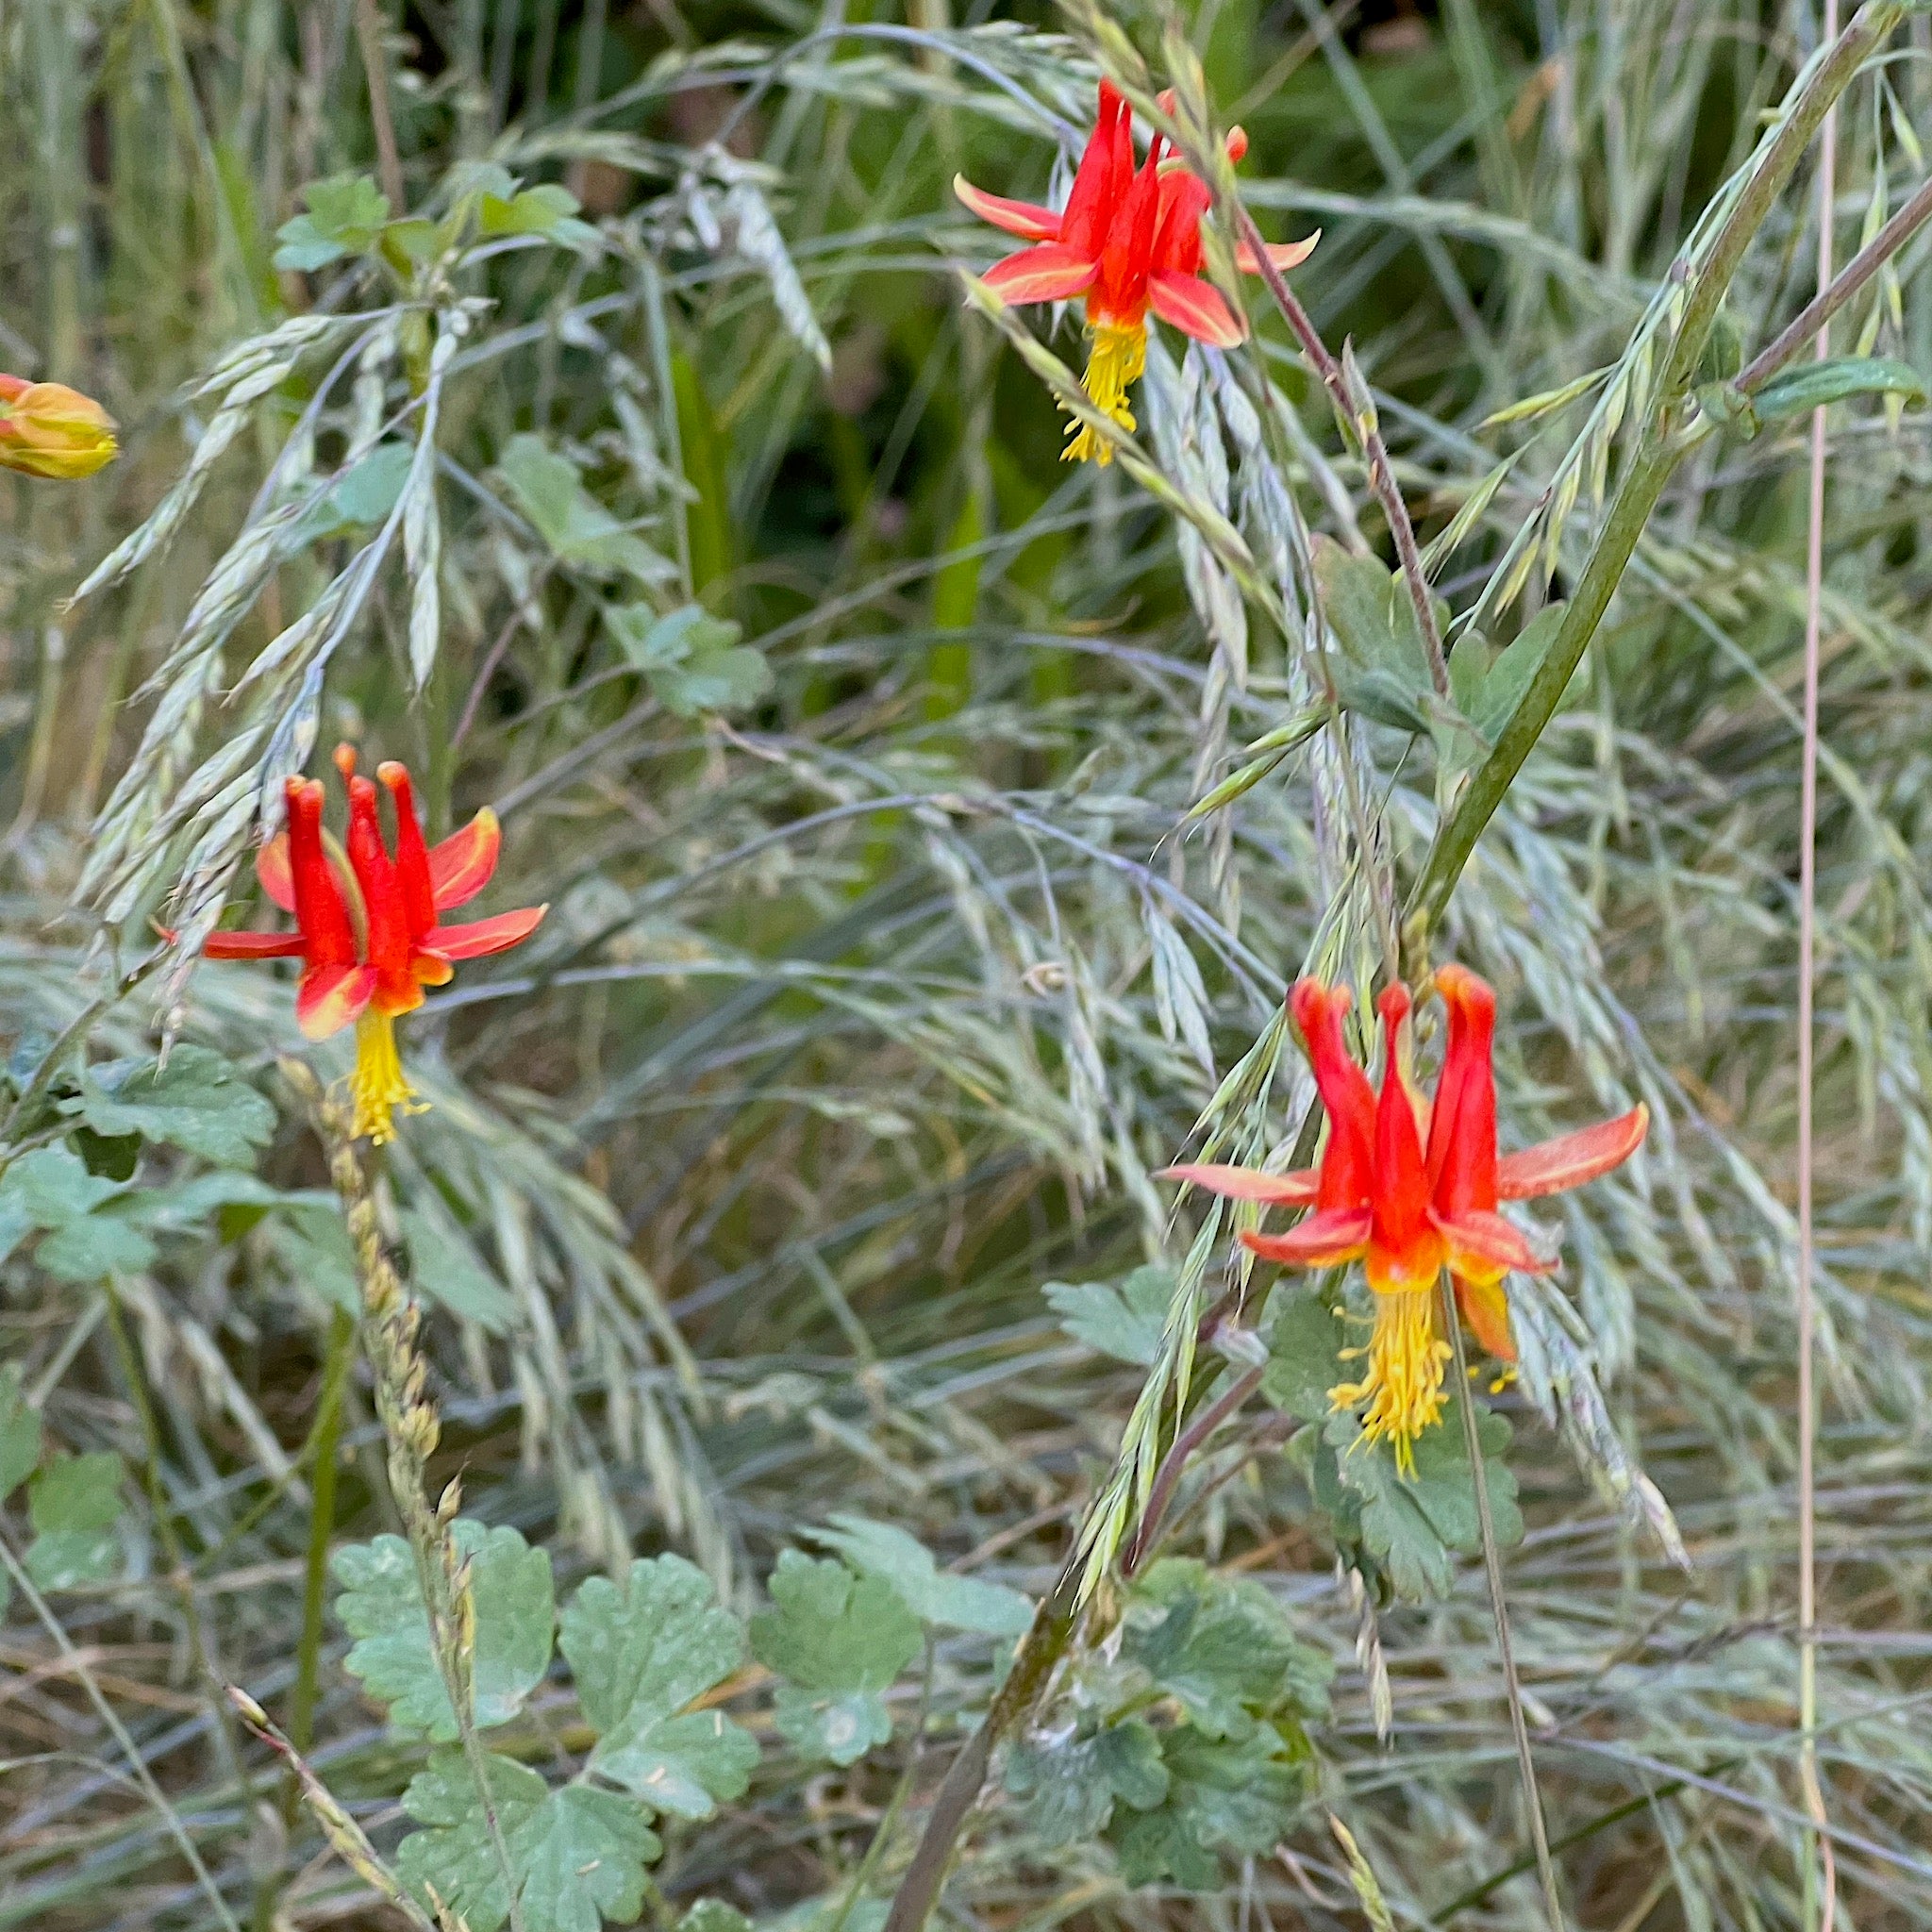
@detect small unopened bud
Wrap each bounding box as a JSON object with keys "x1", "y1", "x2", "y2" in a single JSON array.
[
  {"x1": 436, "y1": 1476, "x2": 463, "y2": 1524},
  {"x1": 0, "y1": 375, "x2": 118, "y2": 479},
  {"x1": 226, "y1": 1684, "x2": 272, "y2": 1730}
]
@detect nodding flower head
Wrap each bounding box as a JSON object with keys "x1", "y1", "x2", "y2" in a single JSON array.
[
  {"x1": 955, "y1": 81, "x2": 1317, "y2": 463},
  {"x1": 1162, "y1": 967, "x2": 1647, "y2": 1474},
  {"x1": 196, "y1": 748, "x2": 545, "y2": 1144}
]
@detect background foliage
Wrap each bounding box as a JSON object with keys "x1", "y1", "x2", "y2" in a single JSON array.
[{"x1": 4, "y1": 2, "x2": 1932, "y2": 1930}]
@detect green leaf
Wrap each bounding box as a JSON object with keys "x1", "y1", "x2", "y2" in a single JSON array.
[
  {"x1": 1328, "y1": 1397, "x2": 1523, "y2": 1603},
  {"x1": 1459, "y1": 602, "x2": 1566, "y2": 744},
  {"x1": 401, "y1": 1208, "x2": 518, "y2": 1333},
  {"x1": 0, "y1": 1146, "x2": 155, "y2": 1278},
  {"x1": 1043, "y1": 1264, "x2": 1174, "y2": 1367},
  {"x1": 1125, "y1": 1557, "x2": 1332, "y2": 1735},
  {"x1": 272, "y1": 215, "x2": 346, "y2": 273},
  {"x1": 305, "y1": 172, "x2": 392, "y2": 243},
  {"x1": 750, "y1": 1551, "x2": 922, "y2": 1765},
  {"x1": 274, "y1": 173, "x2": 391, "y2": 270},
  {"x1": 381, "y1": 218, "x2": 442, "y2": 265},
  {"x1": 1005, "y1": 1718, "x2": 1167, "y2": 1846},
  {"x1": 762, "y1": 1899, "x2": 889, "y2": 1932},
  {"x1": 397, "y1": 1750, "x2": 660, "y2": 1932},
  {"x1": 677, "y1": 1905, "x2": 753, "y2": 1932},
  {"x1": 559, "y1": 1555, "x2": 758, "y2": 1819},
  {"x1": 1312, "y1": 536, "x2": 1446, "y2": 736},
  {"x1": 1262, "y1": 1285, "x2": 1346, "y2": 1424},
  {"x1": 1751, "y1": 355, "x2": 1926, "y2": 425},
  {"x1": 131, "y1": 1171, "x2": 288, "y2": 1235},
  {"x1": 655, "y1": 645, "x2": 771, "y2": 717},
  {"x1": 1, "y1": 1145, "x2": 119, "y2": 1226},
  {"x1": 36, "y1": 1208, "x2": 156, "y2": 1280},
  {"x1": 806, "y1": 1514, "x2": 1032, "y2": 1638},
  {"x1": 0, "y1": 1366, "x2": 41, "y2": 1498},
  {"x1": 334, "y1": 1519, "x2": 556, "y2": 1740},
  {"x1": 25, "y1": 1453, "x2": 124, "y2": 1589},
  {"x1": 301, "y1": 443, "x2": 414, "y2": 539},
  {"x1": 606, "y1": 604, "x2": 770, "y2": 718},
  {"x1": 499, "y1": 435, "x2": 676, "y2": 584},
  {"x1": 65, "y1": 1046, "x2": 275, "y2": 1167},
  {"x1": 1107, "y1": 1725, "x2": 1308, "y2": 1890},
  {"x1": 477, "y1": 182, "x2": 600, "y2": 253}
]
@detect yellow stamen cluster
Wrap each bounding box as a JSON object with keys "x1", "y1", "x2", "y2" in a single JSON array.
[
  {"x1": 348, "y1": 1009, "x2": 428, "y2": 1145},
  {"x1": 1064, "y1": 321, "x2": 1147, "y2": 465},
  {"x1": 1330, "y1": 1286, "x2": 1452, "y2": 1477}
]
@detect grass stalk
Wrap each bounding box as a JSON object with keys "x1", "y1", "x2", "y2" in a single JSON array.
[
  {"x1": 283, "y1": 1059, "x2": 527, "y2": 1932},
  {"x1": 1796, "y1": 11, "x2": 1839, "y2": 1928}
]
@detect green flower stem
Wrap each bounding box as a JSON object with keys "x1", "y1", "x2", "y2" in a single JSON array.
[
  {"x1": 878, "y1": 1562, "x2": 1083, "y2": 1932},
  {"x1": 1737, "y1": 168, "x2": 1932, "y2": 398},
  {"x1": 1444, "y1": 1289, "x2": 1564, "y2": 1932},
  {"x1": 1402, "y1": 0, "x2": 1904, "y2": 971}
]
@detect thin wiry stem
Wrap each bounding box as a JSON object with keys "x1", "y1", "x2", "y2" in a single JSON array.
[
  {"x1": 1444, "y1": 1294, "x2": 1565, "y2": 1932},
  {"x1": 1738, "y1": 169, "x2": 1932, "y2": 396},
  {"x1": 1119, "y1": 1362, "x2": 1264, "y2": 1577},
  {"x1": 1229, "y1": 199, "x2": 1449, "y2": 698},
  {"x1": 355, "y1": 0, "x2": 407, "y2": 212},
  {"x1": 1796, "y1": 13, "x2": 1839, "y2": 1928}
]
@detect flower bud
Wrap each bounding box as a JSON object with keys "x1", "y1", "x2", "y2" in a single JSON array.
[{"x1": 0, "y1": 375, "x2": 119, "y2": 479}]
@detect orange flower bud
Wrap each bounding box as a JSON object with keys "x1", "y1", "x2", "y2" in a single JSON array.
[{"x1": 0, "y1": 375, "x2": 119, "y2": 479}]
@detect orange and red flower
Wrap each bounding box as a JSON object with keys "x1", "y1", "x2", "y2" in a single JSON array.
[
  {"x1": 1164, "y1": 968, "x2": 1646, "y2": 1472},
  {"x1": 0, "y1": 374, "x2": 118, "y2": 479},
  {"x1": 955, "y1": 81, "x2": 1317, "y2": 462},
  {"x1": 201, "y1": 746, "x2": 544, "y2": 1143}
]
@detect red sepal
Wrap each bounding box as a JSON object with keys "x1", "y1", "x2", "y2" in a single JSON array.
[
  {"x1": 1241, "y1": 1208, "x2": 1371, "y2": 1269},
  {"x1": 295, "y1": 962, "x2": 377, "y2": 1040},
  {"x1": 1158, "y1": 1161, "x2": 1320, "y2": 1207},
  {"x1": 1148, "y1": 272, "x2": 1244, "y2": 347},
  {"x1": 954, "y1": 175, "x2": 1060, "y2": 241},
  {"x1": 202, "y1": 930, "x2": 307, "y2": 959},
  {"x1": 426, "y1": 904, "x2": 547, "y2": 959},
  {"x1": 428, "y1": 808, "x2": 502, "y2": 910},
  {"x1": 1432, "y1": 1208, "x2": 1554, "y2": 1282},
  {"x1": 1496, "y1": 1106, "x2": 1649, "y2": 1200},
  {"x1": 982, "y1": 243, "x2": 1099, "y2": 305}
]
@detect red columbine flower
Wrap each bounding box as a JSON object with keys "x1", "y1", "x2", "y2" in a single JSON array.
[
  {"x1": 0, "y1": 374, "x2": 118, "y2": 479},
  {"x1": 955, "y1": 81, "x2": 1317, "y2": 464},
  {"x1": 200, "y1": 747, "x2": 545, "y2": 1144},
  {"x1": 1163, "y1": 969, "x2": 1647, "y2": 1474}
]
